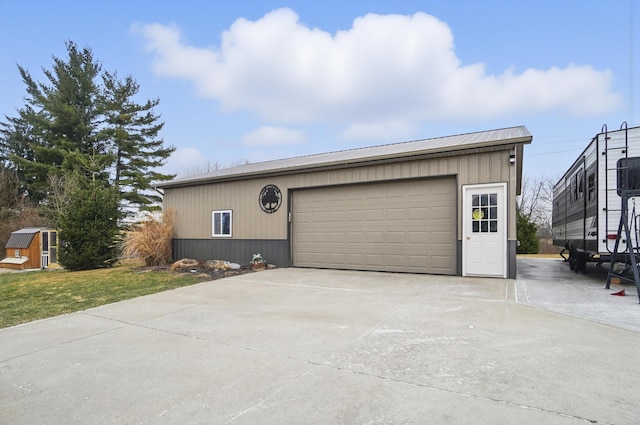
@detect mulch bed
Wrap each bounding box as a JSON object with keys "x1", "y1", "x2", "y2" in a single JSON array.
[
  {"x1": 174, "y1": 264, "x2": 257, "y2": 280},
  {"x1": 133, "y1": 262, "x2": 259, "y2": 281}
]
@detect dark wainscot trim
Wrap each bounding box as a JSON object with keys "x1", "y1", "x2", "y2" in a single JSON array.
[{"x1": 172, "y1": 239, "x2": 290, "y2": 267}]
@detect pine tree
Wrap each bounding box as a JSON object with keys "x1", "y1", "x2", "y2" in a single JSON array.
[
  {"x1": 0, "y1": 113, "x2": 44, "y2": 202},
  {"x1": 0, "y1": 40, "x2": 176, "y2": 214},
  {"x1": 1, "y1": 41, "x2": 177, "y2": 269},
  {"x1": 516, "y1": 208, "x2": 539, "y2": 254},
  {"x1": 57, "y1": 177, "x2": 120, "y2": 270},
  {"x1": 101, "y1": 72, "x2": 175, "y2": 212},
  {"x1": 4, "y1": 41, "x2": 108, "y2": 202}
]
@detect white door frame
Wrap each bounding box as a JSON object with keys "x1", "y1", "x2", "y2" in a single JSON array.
[{"x1": 462, "y1": 183, "x2": 508, "y2": 278}]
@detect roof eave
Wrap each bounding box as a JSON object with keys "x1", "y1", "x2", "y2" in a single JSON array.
[{"x1": 157, "y1": 135, "x2": 532, "y2": 189}]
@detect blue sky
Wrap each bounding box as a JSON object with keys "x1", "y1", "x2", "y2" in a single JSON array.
[{"x1": 1, "y1": 0, "x2": 638, "y2": 181}]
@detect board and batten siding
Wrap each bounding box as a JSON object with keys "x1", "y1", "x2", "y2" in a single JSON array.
[{"x1": 163, "y1": 149, "x2": 516, "y2": 242}]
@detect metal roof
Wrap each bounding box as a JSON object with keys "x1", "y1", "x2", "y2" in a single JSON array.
[
  {"x1": 5, "y1": 227, "x2": 50, "y2": 249},
  {"x1": 158, "y1": 126, "x2": 532, "y2": 188}
]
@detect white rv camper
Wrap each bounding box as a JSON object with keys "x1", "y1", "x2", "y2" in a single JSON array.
[{"x1": 553, "y1": 123, "x2": 640, "y2": 272}]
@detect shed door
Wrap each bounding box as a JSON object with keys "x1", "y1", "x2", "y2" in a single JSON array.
[
  {"x1": 462, "y1": 183, "x2": 507, "y2": 277},
  {"x1": 292, "y1": 178, "x2": 456, "y2": 274}
]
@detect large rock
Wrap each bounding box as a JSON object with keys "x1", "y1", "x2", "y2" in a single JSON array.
[
  {"x1": 170, "y1": 258, "x2": 200, "y2": 271},
  {"x1": 204, "y1": 260, "x2": 231, "y2": 271}
]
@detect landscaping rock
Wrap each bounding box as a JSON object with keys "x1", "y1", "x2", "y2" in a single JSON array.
[
  {"x1": 170, "y1": 258, "x2": 200, "y2": 271},
  {"x1": 204, "y1": 260, "x2": 231, "y2": 271}
]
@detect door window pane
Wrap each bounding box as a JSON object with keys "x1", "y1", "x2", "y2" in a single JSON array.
[{"x1": 471, "y1": 192, "x2": 499, "y2": 233}]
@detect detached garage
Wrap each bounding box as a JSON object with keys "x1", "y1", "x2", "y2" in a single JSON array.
[
  {"x1": 158, "y1": 126, "x2": 532, "y2": 278},
  {"x1": 292, "y1": 178, "x2": 456, "y2": 274}
]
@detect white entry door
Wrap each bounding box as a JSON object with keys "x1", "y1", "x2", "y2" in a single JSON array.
[{"x1": 462, "y1": 183, "x2": 507, "y2": 277}]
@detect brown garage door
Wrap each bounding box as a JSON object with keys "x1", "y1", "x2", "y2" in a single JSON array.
[{"x1": 292, "y1": 178, "x2": 456, "y2": 274}]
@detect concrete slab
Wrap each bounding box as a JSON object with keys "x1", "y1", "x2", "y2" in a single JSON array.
[
  {"x1": 517, "y1": 257, "x2": 640, "y2": 332},
  {"x1": 1, "y1": 265, "x2": 639, "y2": 424}
]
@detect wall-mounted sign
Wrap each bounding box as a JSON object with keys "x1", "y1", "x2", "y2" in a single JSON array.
[{"x1": 259, "y1": 184, "x2": 282, "y2": 213}]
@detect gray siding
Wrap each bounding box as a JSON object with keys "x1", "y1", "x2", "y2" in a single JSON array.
[{"x1": 172, "y1": 239, "x2": 290, "y2": 267}]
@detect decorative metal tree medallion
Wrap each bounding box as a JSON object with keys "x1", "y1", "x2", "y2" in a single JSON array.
[{"x1": 259, "y1": 184, "x2": 282, "y2": 213}]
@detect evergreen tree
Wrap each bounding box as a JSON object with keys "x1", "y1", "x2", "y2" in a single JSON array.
[
  {"x1": 1, "y1": 41, "x2": 177, "y2": 269},
  {"x1": 57, "y1": 177, "x2": 120, "y2": 270},
  {"x1": 0, "y1": 40, "x2": 175, "y2": 214},
  {"x1": 3, "y1": 41, "x2": 107, "y2": 202},
  {"x1": 101, "y1": 72, "x2": 175, "y2": 212},
  {"x1": 516, "y1": 208, "x2": 539, "y2": 254},
  {"x1": 0, "y1": 113, "x2": 43, "y2": 201}
]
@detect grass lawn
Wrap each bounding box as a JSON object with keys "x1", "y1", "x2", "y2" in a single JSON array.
[{"x1": 0, "y1": 261, "x2": 206, "y2": 329}]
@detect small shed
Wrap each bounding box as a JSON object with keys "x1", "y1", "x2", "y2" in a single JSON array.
[
  {"x1": 0, "y1": 228, "x2": 59, "y2": 270},
  {"x1": 157, "y1": 126, "x2": 532, "y2": 279}
]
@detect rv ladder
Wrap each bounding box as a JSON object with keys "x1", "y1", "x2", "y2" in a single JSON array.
[
  {"x1": 603, "y1": 122, "x2": 630, "y2": 254},
  {"x1": 604, "y1": 122, "x2": 640, "y2": 302}
]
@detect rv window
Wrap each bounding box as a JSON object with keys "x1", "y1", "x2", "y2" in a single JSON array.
[
  {"x1": 570, "y1": 176, "x2": 577, "y2": 202},
  {"x1": 587, "y1": 173, "x2": 596, "y2": 202},
  {"x1": 617, "y1": 157, "x2": 640, "y2": 194},
  {"x1": 577, "y1": 174, "x2": 584, "y2": 196}
]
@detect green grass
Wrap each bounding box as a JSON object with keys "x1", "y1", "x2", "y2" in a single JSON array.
[{"x1": 0, "y1": 261, "x2": 206, "y2": 329}]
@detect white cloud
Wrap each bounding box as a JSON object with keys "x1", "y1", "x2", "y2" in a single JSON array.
[
  {"x1": 240, "y1": 126, "x2": 306, "y2": 146},
  {"x1": 136, "y1": 8, "x2": 621, "y2": 139},
  {"x1": 163, "y1": 147, "x2": 211, "y2": 175}
]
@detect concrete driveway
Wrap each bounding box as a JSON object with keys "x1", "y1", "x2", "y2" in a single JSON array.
[{"x1": 1, "y1": 261, "x2": 639, "y2": 424}]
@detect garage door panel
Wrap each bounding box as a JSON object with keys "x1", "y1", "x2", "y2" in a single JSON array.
[
  {"x1": 386, "y1": 232, "x2": 405, "y2": 243},
  {"x1": 312, "y1": 233, "x2": 326, "y2": 243},
  {"x1": 407, "y1": 207, "x2": 428, "y2": 220},
  {"x1": 386, "y1": 209, "x2": 405, "y2": 221},
  {"x1": 408, "y1": 232, "x2": 429, "y2": 243},
  {"x1": 431, "y1": 255, "x2": 454, "y2": 271},
  {"x1": 293, "y1": 178, "x2": 456, "y2": 274},
  {"x1": 366, "y1": 209, "x2": 384, "y2": 221},
  {"x1": 365, "y1": 190, "x2": 385, "y2": 200},
  {"x1": 408, "y1": 255, "x2": 428, "y2": 267},
  {"x1": 432, "y1": 231, "x2": 454, "y2": 244},
  {"x1": 327, "y1": 253, "x2": 344, "y2": 264},
  {"x1": 328, "y1": 232, "x2": 344, "y2": 243},
  {"x1": 346, "y1": 253, "x2": 364, "y2": 265},
  {"x1": 346, "y1": 232, "x2": 363, "y2": 243},
  {"x1": 327, "y1": 211, "x2": 344, "y2": 221},
  {"x1": 365, "y1": 254, "x2": 384, "y2": 266},
  {"x1": 432, "y1": 205, "x2": 454, "y2": 219},
  {"x1": 346, "y1": 211, "x2": 364, "y2": 222},
  {"x1": 366, "y1": 232, "x2": 384, "y2": 243}
]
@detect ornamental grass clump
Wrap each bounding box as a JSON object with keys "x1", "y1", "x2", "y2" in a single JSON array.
[{"x1": 120, "y1": 209, "x2": 175, "y2": 267}]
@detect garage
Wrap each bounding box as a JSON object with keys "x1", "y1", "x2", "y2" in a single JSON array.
[
  {"x1": 158, "y1": 126, "x2": 532, "y2": 279},
  {"x1": 292, "y1": 178, "x2": 456, "y2": 274}
]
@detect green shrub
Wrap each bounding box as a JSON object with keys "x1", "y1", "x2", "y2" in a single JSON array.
[
  {"x1": 516, "y1": 209, "x2": 539, "y2": 254},
  {"x1": 58, "y1": 182, "x2": 120, "y2": 270}
]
